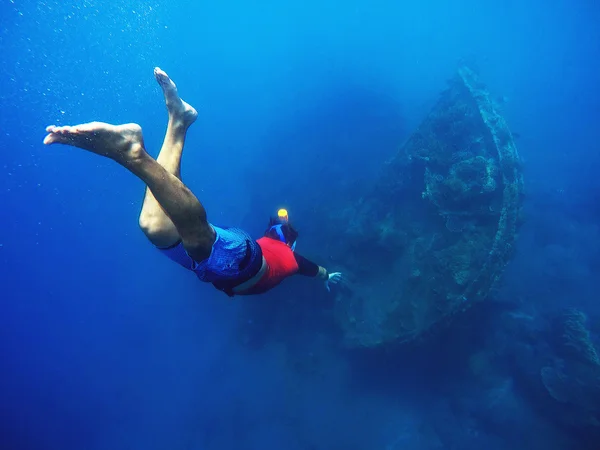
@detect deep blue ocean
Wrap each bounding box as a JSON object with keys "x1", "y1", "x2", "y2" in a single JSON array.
[{"x1": 2, "y1": 1, "x2": 600, "y2": 449}]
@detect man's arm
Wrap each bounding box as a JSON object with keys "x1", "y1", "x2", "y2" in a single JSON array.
[
  {"x1": 294, "y1": 253, "x2": 343, "y2": 292},
  {"x1": 294, "y1": 252, "x2": 342, "y2": 291},
  {"x1": 294, "y1": 253, "x2": 328, "y2": 280}
]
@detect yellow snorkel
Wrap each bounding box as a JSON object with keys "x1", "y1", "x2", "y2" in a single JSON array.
[{"x1": 277, "y1": 208, "x2": 289, "y2": 223}]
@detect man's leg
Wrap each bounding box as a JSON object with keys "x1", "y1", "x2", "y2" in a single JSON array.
[
  {"x1": 43, "y1": 122, "x2": 216, "y2": 262},
  {"x1": 138, "y1": 67, "x2": 198, "y2": 248}
]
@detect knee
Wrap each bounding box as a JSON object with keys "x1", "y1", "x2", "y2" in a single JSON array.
[
  {"x1": 139, "y1": 215, "x2": 179, "y2": 248},
  {"x1": 138, "y1": 213, "x2": 157, "y2": 236}
]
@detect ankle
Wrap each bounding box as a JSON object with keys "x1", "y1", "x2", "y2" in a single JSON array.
[
  {"x1": 120, "y1": 142, "x2": 146, "y2": 167},
  {"x1": 169, "y1": 117, "x2": 191, "y2": 132}
]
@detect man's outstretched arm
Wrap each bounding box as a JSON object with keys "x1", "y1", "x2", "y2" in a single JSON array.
[{"x1": 294, "y1": 253, "x2": 342, "y2": 291}]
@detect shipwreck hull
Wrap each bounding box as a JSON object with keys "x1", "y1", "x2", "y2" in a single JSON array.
[{"x1": 331, "y1": 67, "x2": 524, "y2": 347}]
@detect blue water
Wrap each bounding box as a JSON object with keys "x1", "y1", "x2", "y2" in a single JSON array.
[{"x1": 1, "y1": 1, "x2": 599, "y2": 449}]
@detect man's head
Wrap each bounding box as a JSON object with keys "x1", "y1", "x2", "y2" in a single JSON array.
[{"x1": 265, "y1": 210, "x2": 298, "y2": 250}]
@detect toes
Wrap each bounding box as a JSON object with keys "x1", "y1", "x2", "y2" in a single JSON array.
[
  {"x1": 43, "y1": 125, "x2": 63, "y2": 145},
  {"x1": 43, "y1": 133, "x2": 56, "y2": 145},
  {"x1": 154, "y1": 67, "x2": 177, "y2": 92},
  {"x1": 43, "y1": 124, "x2": 82, "y2": 145},
  {"x1": 43, "y1": 131, "x2": 69, "y2": 145},
  {"x1": 154, "y1": 67, "x2": 169, "y2": 84}
]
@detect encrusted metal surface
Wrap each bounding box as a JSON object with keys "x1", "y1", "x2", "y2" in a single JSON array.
[{"x1": 329, "y1": 67, "x2": 523, "y2": 347}]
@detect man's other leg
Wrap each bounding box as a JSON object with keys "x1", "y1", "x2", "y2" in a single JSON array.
[{"x1": 138, "y1": 67, "x2": 198, "y2": 248}]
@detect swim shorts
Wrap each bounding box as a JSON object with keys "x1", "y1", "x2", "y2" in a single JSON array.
[{"x1": 158, "y1": 225, "x2": 262, "y2": 284}]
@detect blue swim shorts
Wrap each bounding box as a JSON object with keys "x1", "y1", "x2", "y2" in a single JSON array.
[{"x1": 158, "y1": 225, "x2": 262, "y2": 284}]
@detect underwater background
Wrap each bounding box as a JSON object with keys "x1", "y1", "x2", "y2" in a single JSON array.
[{"x1": 1, "y1": 0, "x2": 599, "y2": 449}]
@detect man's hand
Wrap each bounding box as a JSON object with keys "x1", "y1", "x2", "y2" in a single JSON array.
[{"x1": 325, "y1": 272, "x2": 343, "y2": 292}]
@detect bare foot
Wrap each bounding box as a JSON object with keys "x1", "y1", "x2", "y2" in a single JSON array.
[
  {"x1": 154, "y1": 67, "x2": 198, "y2": 128},
  {"x1": 43, "y1": 122, "x2": 145, "y2": 164}
]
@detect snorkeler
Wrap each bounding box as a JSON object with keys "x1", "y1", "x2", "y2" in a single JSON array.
[{"x1": 43, "y1": 67, "x2": 342, "y2": 297}]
